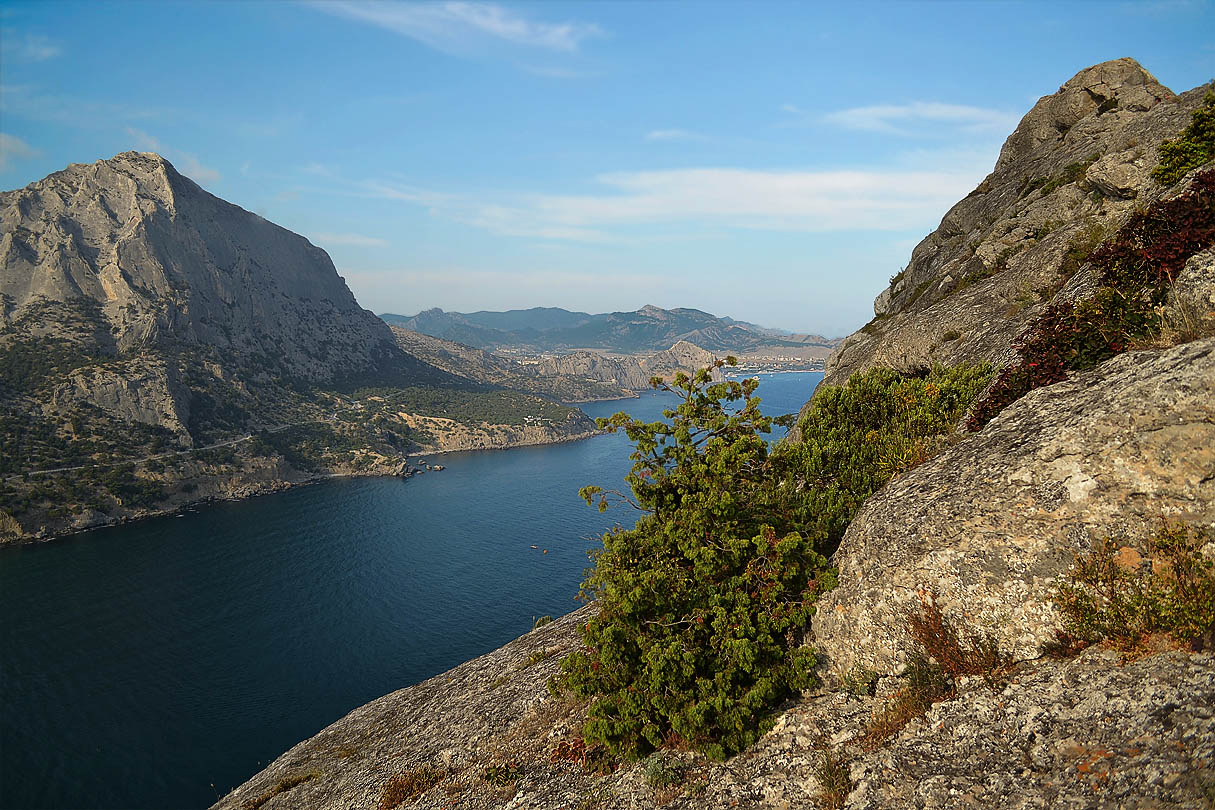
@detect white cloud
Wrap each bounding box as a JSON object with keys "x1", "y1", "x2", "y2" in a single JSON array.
[
  {"x1": 311, "y1": 1, "x2": 602, "y2": 55},
  {"x1": 645, "y1": 129, "x2": 702, "y2": 141},
  {"x1": 125, "y1": 126, "x2": 162, "y2": 151},
  {"x1": 174, "y1": 154, "x2": 221, "y2": 185},
  {"x1": 0, "y1": 32, "x2": 61, "y2": 62},
  {"x1": 124, "y1": 127, "x2": 221, "y2": 186},
  {"x1": 824, "y1": 101, "x2": 1020, "y2": 136},
  {"x1": 364, "y1": 165, "x2": 989, "y2": 242},
  {"x1": 310, "y1": 231, "x2": 389, "y2": 247},
  {"x1": 0, "y1": 132, "x2": 38, "y2": 171}
]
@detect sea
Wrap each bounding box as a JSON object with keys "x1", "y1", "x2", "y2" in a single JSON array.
[{"x1": 0, "y1": 371, "x2": 822, "y2": 810}]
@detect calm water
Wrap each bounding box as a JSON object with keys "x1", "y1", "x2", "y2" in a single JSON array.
[{"x1": 0, "y1": 372, "x2": 821, "y2": 810}]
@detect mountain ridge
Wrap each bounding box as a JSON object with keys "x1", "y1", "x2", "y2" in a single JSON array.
[{"x1": 382, "y1": 306, "x2": 839, "y2": 355}]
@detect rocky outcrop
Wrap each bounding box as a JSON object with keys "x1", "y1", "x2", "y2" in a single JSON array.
[
  {"x1": 532, "y1": 350, "x2": 653, "y2": 390},
  {"x1": 817, "y1": 60, "x2": 1210, "y2": 398},
  {"x1": 390, "y1": 327, "x2": 636, "y2": 401},
  {"x1": 844, "y1": 649, "x2": 1215, "y2": 810},
  {"x1": 640, "y1": 339, "x2": 719, "y2": 380},
  {"x1": 211, "y1": 605, "x2": 1215, "y2": 810},
  {"x1": 1, "y1": 152, "x2": 404, "y2": 385},
  {"x1": 49, "y1": 357, "x2": 192, "y2": 438},
  {"x1": 812, "y1": 339, "x2": 1215, "y2": 678},
  {"x1": 397, "y1": 410, "x2": 597, "y2": 453}
]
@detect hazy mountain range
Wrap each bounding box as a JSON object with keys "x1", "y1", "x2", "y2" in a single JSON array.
[{"x1": 382, "y1": 305, "x2": 841, "y2": 355}]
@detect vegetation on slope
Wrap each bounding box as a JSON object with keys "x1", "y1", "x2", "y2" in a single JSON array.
[
  {"x1": 559, "y1": 360, "x2": 990, "y2": 760},
  {"x1": 1053, "y1": 522, "x2": 1215, "y2": 656},
  {"x1": 968, "y1": 167, "x2": 1215, "y2": 430},
  {"x1": 1152, "y1": 90, "x2": 1215, "y2": 185}
]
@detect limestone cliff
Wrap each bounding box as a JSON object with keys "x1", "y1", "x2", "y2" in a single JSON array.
[
  {"x1": 393, "y1": 325, "x2": 721, "y2": 401},
  {"x1": 1, "y1": 151, "x2": 404, "y2": 385}
]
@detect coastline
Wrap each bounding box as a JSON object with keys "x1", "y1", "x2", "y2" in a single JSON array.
[{"x1": 0, "y1": 427, "x2": 602, "y2": 546}]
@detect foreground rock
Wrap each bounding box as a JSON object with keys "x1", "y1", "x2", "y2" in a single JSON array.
[
  {"x1": 211, "y1": 606, "x2": 1214, "y2": 810},
  {"x1": 812, "y1": 338, "x2": 1215, "y2": 678}
]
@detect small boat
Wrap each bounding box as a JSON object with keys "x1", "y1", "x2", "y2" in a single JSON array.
[{"x1": 530, "y1": 545, "x2": 538, "y2": 549}]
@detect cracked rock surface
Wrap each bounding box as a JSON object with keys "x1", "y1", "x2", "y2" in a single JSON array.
[{"x1": 813, "y1": 339, "x2": 1215, "y2": 678}]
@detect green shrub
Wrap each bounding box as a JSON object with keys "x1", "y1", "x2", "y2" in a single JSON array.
[
  {"x1": 778, "y1": 363, "x2": 992, "y2": 555},
  {"x1": 480, "y1": 761, "x2": 523, "y2": 785},
  {"x1": 1053, "y1": 523, "x2": 1215, "y2": 655},
  {"x1": 642, "y1": 752, "x2": 683, "y2": 789},
  {"x1": 1153, "y1": 90, "x2": 1215, "y2": 186},
  {"x1": 563, "y1": 362, "x2": 834, "y2": 761},
  {"x1": 560, "y1": 360, "x2": 989, "y2": 762}
]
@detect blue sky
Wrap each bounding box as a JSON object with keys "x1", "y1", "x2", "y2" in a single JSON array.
[{"x1": 1, "y1": 1, "x2": 1212, "y2": 335}]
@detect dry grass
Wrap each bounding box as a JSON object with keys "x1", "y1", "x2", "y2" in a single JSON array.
[
  {"x1": 241, "y1": 771, "x2": 320, "y2": 810},
  {"x1": 860, "y1": 592, "x2": 1013, "y2": 751},
  {"x1": 378, "y1": 765, "x2": 446, "y2": 810},
  {"x1": 815, "y1": 747, "x2": 852, "y2": 810}
]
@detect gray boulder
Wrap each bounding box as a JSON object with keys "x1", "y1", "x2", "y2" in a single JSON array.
[{"x1": 812, "y1": 339, "x2": 1215, "y2": 678}]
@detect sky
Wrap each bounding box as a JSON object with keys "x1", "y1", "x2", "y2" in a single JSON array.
[{"x1": 1, "y1": 1, "x2": 1212, "y2": 336}]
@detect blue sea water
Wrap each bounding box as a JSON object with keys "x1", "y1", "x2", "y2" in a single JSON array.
[{"x1": 0, "y1": 371, "x2": 822, "y2": 810}]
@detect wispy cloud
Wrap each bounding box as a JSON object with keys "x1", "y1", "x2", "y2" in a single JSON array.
[
  {"x1": 520, "y1": 64, "x2": 599, "y2": 79},
  {"x1": 823, "y1": 101, "x2": 1020, "y2": 136},
  {"x1": 310, "y1": 231, "x2": 389, "y2": 247},
  {"x1": 0, "y1": 132, "x2": 38, "y2": 171},
  {"x1": 0, "y1": 31, "x2": 61, "y2": 62},
  {"x1": 1, "y1": 84, "x2": 162, "y2": 128},
  {"x1": 311, "y1": 1, "x2": 603, "y2": 55},
  {"x1": 645, "y1": 129, "x2": 703, "y2": 141},
  {"x1": 362, "y1": 165, "x2": 988, "y2": 242},
  {"x1": 124, "y1": 127, "x2": 221, "y2": 186}
]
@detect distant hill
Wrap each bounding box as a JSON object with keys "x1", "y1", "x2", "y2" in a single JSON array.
[{"x1": 381, "y1": 305, "x2": 840, "y2": 355}]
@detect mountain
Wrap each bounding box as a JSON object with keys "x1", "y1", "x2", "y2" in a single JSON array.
[
  {"x1": 818, "y1": 58, "x2": 1205, "y2": 392},
  {"x1": 382, "y1": 305, "x2": 840, "y2": 355},
  {"x1": 391, "y1": 327, "x2": 720, "y2": 401},
  {"x1": 0, "y1": 153, "x2": 594, "y2": 540},
  {"x1": 216, "y1": 59, "x2": 1215, "y2": 810},
  {"x1": 389, "y1": 326, "x2": 635, "y2": 401}
]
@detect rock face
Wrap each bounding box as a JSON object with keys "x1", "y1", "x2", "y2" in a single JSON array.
[
  {"x1": 812, "y1": 339, "x2": 1215, "y2": 678},
  {"x1": 211, "y1": 605, "x2": 1215, "y2": 810},
  {"x1": 816, "y1": 60, "x2": 1210, "y2": 401},
  {"x1": 1, "y1": 152, "x2": 402, "y2": 386},
  {"x1": 390, "y1": 327, "x2": 636, "y2": 401},
  {"x1": 533, "y1": 350, "x2": 653, "y2": 390},
  {"x1": 392, "y1": 327, "x2": 723, "y2": 401},
  {"x1": 844, "y1": 649, "x2": 1215, "y2": 810}
]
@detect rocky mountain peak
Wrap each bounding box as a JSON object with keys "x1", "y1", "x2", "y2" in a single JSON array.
[
  {"x1": 818, "y1": 62, "x2": 1210, "y2": 392},
  {"x1": 995, "y1": 57, "x2": 1170, "y2": 173},
  {"x1": 2, "y1": 150, "x2": 401, "y2": 383}
]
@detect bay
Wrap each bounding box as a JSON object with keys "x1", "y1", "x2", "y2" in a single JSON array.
[{"x1": 0, "y1": 371, "x2": 821, "y2": 809}]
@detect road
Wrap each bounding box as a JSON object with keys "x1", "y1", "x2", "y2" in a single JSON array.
[{"x1": 4, "y1": 418, "x2": 332, "y2": 482}]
